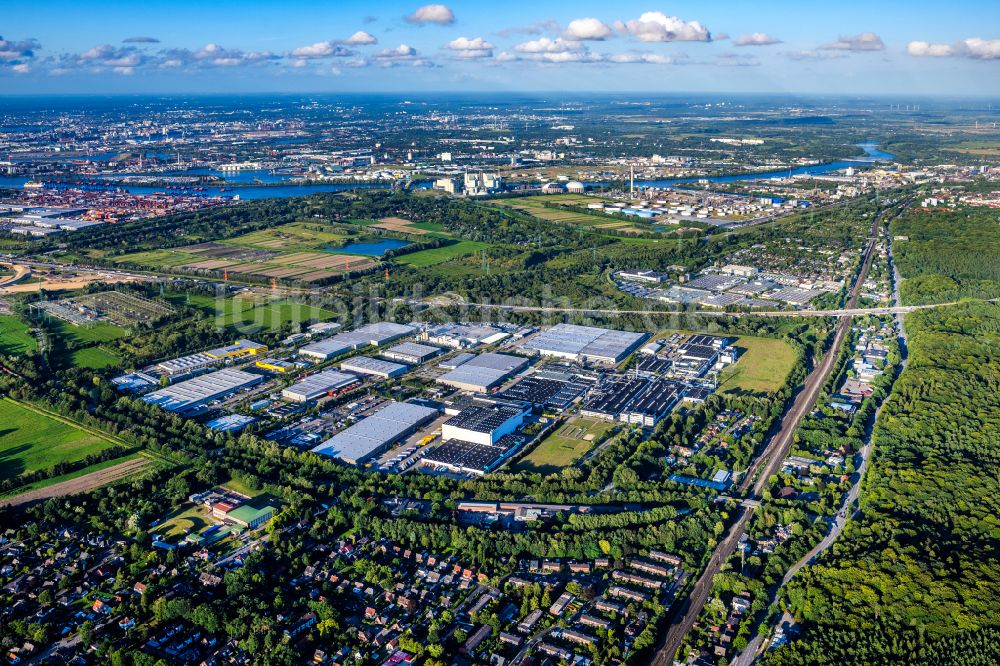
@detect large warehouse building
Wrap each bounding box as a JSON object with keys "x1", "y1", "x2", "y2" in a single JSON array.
[
  {"x1": 311, "y1": 401, "x2": 438, "y2": 465},
  {"x1": 436, "y1": 353, "x2": 529, "y2": 393},
  {"x1": 298, "y1": 322, "x2": 415, "y2": 362},
  {"x1": 442, "y1": 404, "x2": 526, "y2": 447},
  {"x1": 521, "y1": 324, "x2": 647, "y2": 365},
  {"x1": 281, "y1": 370, "x2": 359, "y2": 403},
  {"x1": 142, "y1": 368, "x2": 263, "y2": 414},
  {"x1": 341, "y1": 356, "x2": 408, "y2": 378},
  {"x1": 381, "y1": 341, "x2": 442, "y2": 365}
]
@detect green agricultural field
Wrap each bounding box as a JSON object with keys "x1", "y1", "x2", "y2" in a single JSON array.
[
  {"x1": 223, "y1": 222, "x2": 349, "y2": 251},
  {"x1": 717, "y1": 336, "x2": 799, "y2": 394},
  {"x1": 0, "y1": 399, "x2": 119, "y2": 482},
  {"x1": 513, "y1": 417, "x2": 613, "y2": 475},
  {"x1": 396, "y1": 240, "x2": 490, "y2": 267},
  {"x1": 0, "y1": 314, "x2": 37, "y2": 355}
]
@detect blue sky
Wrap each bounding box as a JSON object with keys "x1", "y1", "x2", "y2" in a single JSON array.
[{"x1": 1, "y1": 1, "x2": 998, "y2": 94}]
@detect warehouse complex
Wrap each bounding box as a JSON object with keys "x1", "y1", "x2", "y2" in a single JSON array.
[
  {"x1": 298, "y1": 322, "x2": 415, "y2": 362},
  {"x1": 520, "y1": 324, "x2": 646, "y2": 364},
  {"x1": 436, "y1": 352, "x2": 530, "y2": 393},
  {"x1": 281, "y1": 370, "x2": 359, "y2": 403},
  {"x1": 442, "y1": 404, "x2": 526, "y2": 446},
  {"x1": 311, "y1": 401, "x2": 439, "y2": 465},
  {"x1": 381, "y1": 342, "x2": 442, "y2": 365},
  {"x1": 340, "y1": 356, "x2": 408, "y2": 378},
  {"x1": 155, "y1": 339, "x2": 268, "y2": 376},
  {"x1": 142, "y1": 368, "x2": 263, "y2": 414}
]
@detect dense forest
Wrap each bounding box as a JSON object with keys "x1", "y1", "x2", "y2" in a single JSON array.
[
  {"x1": 892, "y1": 206, "x2": 1000, "y2": 304},
  {"x1": 763, "y1": 301, "x2": 1000, "y2": 664}
]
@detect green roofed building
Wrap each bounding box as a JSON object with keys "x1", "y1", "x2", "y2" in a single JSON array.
[{"x1": 226, "y1": 504, "x2": 276, "y2": 529}]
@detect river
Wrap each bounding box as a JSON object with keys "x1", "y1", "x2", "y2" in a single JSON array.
[{"x1": 0, "y1": 143, "x2": 894, "y2": 200}]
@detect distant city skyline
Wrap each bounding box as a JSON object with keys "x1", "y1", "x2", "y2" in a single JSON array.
[{"x1": 2, "y1": 0, "x2": 999, "y2": 95}]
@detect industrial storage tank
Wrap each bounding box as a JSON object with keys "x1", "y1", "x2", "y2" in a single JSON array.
[{"x1": 566, "y1": 181, "x2": 586, "y2": 193}]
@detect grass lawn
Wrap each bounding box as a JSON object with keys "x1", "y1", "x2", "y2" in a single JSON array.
[
  {"x1": 155, "y1": 504, "x2": 213, "y2": 540},
  {"x1": 0, "y1": 314, "x2": 36, "y2": 355},
  {"x1": 0, "y1": 399, "x2": 120, "y2": 482},
  {"x1": 48, "y1": 319, "x2": 127, "y2": 345},
  {"x1": 718, "y1": 336, "x2": 799, "y2": 394},
  {"x1": 69, "y1": 347, "x2": 121, "y2": 369},
  {"x1": 396, "y1": 240, "x2": 490, "y2": 267},
  {"x1": 163, "y1": 293, "x2": 337, "y2": 332},
  {"x1": 220, "y1": 475, "x2": 263, "y2": 498},
  {"x1": 512, "y1": 417, "x2": 613, "y2": 475}
]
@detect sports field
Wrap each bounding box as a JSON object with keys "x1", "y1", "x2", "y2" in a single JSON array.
[
  {"x1": 0, "y1": 314, "x2": 36, "y2": 355},
  {"x1": 0, "y1": 399, "x2": 120, "y2": 482},
  {"x1": 717, "y1": 336, "x2": 799, "y2": 393},
  {"x1": 512, "y1": 417, "x2": 613, "y2": 475},
  {"x1": 69, "y1": 347, "x2": 122, "y2": 369}
]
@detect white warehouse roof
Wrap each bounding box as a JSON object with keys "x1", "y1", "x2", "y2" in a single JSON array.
[{"x1": 311, "y1": 401, "x2": 438, "y2": 465}]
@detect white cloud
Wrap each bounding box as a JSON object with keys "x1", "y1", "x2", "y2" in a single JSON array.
[
  {"x1": 123, "y1": 36, "x2": 159, "y2": 44},
  {"x1": 343, "y1": 30, "x2": 378, "y2": 45},
  {"x1": 446, "y1": 36, "x2": 494, "y2": 59},
  {"x1": 159, "y1": 43, "x2": 280, "y2": 69},
  {"x1": 907, "y1": 37, "x2": 1000, "y2": 60},
  {"x1": 514, "y1": 37, "x2": 583, "y2": 54},
  {"x1": 12, "y1": 63, "x2": 30, "y2": 73},
  {"x1": 373, "y1": 43, "x2": 434, "y2": 67},
  {"x1": 821, "y1": 32, "x2": 884, "y2": 51},
  {"x1": 406, "y1": 4, "x2": 455, "y2": 25},
  {"x1": 290, "y1": 41, "x2": 353, "y2": 58},
  {"x1": 607, "y1": 51, "x2": 680, "y2": 65},
  {"x1": 564, "y1": 18, "x2": 612, "y2": 41},
  {"x1": 615, "y1": 11, "x2": 711, "y2": 43},
  {"x1": 377, "y1": 44, "x2": 418, "y2": 59},
  {"x1": 0, "y1": 35, "x2": 41, "y2": 62},
  {"x1": 734, "y1": 32, "x2": 781, "y2": 47}
]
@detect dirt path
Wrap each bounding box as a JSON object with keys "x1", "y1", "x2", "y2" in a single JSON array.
[{"x1": 1, "y1": 457, "x2": 151, "y2": 507}]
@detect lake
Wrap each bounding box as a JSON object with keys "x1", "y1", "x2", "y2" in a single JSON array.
[{"x1": 331, "y1": 239, "x2": 412, "y2": 256}]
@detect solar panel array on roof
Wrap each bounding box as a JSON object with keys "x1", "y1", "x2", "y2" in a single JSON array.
[
  {"x1": 580, "y1": 377, "x2": 649, "y2": 419},
  {"x1": 444, "y1": 404, "x2": 524, "y2": 434},
  {"x1": 423, "y1": 433, "x2": 522, "y2": 474},
  {"x1": 622, "y1": 380, "x2": 684, "y2": 427},
  {"x1": 311, "y1": 401, "x2": 438, "y2": 465},
  {"x1": 499, "y1": 376, "x2": 588, "y2": 409},
  {"x1": 522, "y1": 324, "x2": 646, "y2": 364}
]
